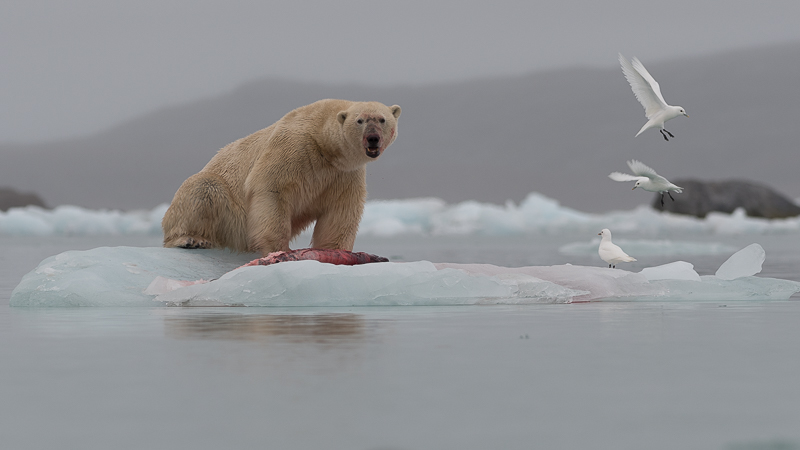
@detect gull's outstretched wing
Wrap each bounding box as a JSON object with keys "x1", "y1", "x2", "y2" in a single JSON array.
[
  {"x1": 631, "y1": 57, "x2": 668, "y2": 106},
  {"x1": 619, "y1": 53, "x2": 667, "y2": 119},
  {"x1": 627, "y1": 160, "x2": 668, "y2": 183},
  {"x1": 608, "y1": 172, "x2": 639, "y2": 182}
]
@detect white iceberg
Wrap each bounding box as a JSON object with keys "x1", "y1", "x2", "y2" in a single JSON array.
[
  {"x1": 10, "y1": 243, "x2": 800, "y2": 307},
  {"x1": 639, "y1": 261, "x2": 701, "y2": 281},
  {"x1": 715, "y1": 243, "x2": 766, "y2": 280}
]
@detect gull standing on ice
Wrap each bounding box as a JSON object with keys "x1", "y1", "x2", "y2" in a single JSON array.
[
  {"x1": 598, "y1": 228, "x2": 637, "y2": 269},
  {"x1": 619, "y1": 53, "x2": 687, "y2": 141},
  {"x1": 608, "y1": 159, "x2": 683, "y2": 207}
]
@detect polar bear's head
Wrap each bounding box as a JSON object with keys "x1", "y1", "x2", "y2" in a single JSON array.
[{"x1": 337, "y1": 102, "x2": 401, "y2": 161}]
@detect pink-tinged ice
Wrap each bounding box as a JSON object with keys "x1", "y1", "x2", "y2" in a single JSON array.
[
  {"x1": 144, "y1": 276, "x2": 209, "y2": 296},
  {"x1": 434, "y1": 263, "x2": 660, "y2": 302},
  {"x1": 241, "y1": 248, "x2": 388, "y2": 268}
]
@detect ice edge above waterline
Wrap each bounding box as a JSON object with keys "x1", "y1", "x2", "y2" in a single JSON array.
[{"x1": 9, "y1": 244, "x2": 799, "y2": 307}]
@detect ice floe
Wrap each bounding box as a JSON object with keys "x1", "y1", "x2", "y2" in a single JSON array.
[{"x1": 10, "y1": 244, "x2": 799, "y2": 307}]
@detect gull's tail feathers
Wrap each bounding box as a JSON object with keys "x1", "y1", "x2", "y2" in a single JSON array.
[{"x1": 635, "y1": 118, "x2": 658, "y2": 137}]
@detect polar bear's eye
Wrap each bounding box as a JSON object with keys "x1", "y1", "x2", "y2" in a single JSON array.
[{"x1": 357, "y1": 119, "x2": 364, "y2": 124}]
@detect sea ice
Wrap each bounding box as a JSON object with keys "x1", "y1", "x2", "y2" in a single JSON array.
[
  {"x1": 639, "y1": 261, "x2": 701, "y2": 282},
  {"x1": 434, "y1": 263, "x2": 660, "y2": 301},
  {"x1": 359, "y1": 198, "x2": 445, "y2": 236},
  {"x1": 10, "y1": 247, "x2": 254, "y2": 307},
  {"x1": 153, "y1": 260, "x2": 579, "y2": 306},
  {"x1": 0, "y1": 204, "x2": 167, "y2": 236},
  {"x1": 9, "y1": 244, "x2": 800, "y2": 307},
  {"x1": 715, "y1": 243, "x2": 766, "y2": 280},
  {"x1": 2, "y1": 193, "x2": 800, "y2": 237}
]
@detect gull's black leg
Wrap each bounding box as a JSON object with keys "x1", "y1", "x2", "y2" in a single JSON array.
[
  {"x1": 668, "y1": 191, "x2": 675, "y2": 202},
  {"x1": 665, "y1": 129, "x2": 675, "y2": 138},
  {"x1": 608, "y1": 264, "x2": 612, "y2": 268},
  {"x1": 660, "y1": 193, "x2": 665, "y2": 207},
  {"x1": 660, "y1": 129, "x2": 670, "y2": 141}
]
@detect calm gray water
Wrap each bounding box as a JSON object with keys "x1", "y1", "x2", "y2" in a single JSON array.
[{"x1": 2, "y1": 233, "x2": 800, "y2": 450}]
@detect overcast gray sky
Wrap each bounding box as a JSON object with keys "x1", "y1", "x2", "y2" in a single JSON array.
[{"x1": 2, "y1": 0, "x2": 799, "y2": 143}]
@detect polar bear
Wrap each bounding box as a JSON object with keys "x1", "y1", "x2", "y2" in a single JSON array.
[{"x1": 161, "y1": 99, "x2": 401, "y2": 256}]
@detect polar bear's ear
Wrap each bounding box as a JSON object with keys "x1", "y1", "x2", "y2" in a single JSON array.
[
  {"x1": 337, "y1": 111, "x2": 348, "y2": 124},
  {"x1": 391, "y1": 105, "x2": 401, "y2": 118}
]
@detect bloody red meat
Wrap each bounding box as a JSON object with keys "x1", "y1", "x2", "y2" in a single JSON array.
[{"x1": 240, "y1": 248, "x2": 389, "y2": 268}]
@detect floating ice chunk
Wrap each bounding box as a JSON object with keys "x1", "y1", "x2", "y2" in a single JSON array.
[
  {"x1": 154, "y1": 260, "x2": 586, "y2": 306},
  {"x1": 640, "y1": 261, "x2": 701, "y2": 281},
  {"x1": 10, "y1": 247, "x2": 254, "y2": 307},
  {"x1": 493, "y1": 273, "x2": 590, "y2": 303},
  {"x1": 664, "y1": 275, "x2": 800, "y2": 301},
  {"x1": 10, "y1": 246, "x2": 800, "y2": 307},
  {"x1": 715, "y1": 243, "x2": 766, "y2": 280}
]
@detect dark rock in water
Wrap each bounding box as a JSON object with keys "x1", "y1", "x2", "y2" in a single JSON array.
[
  {"x1": 654, "y1": 179, "x2": 800, "y2": 218},
  {"x1": 0, "y1": 187, "x2": 46, "y2": 211}
]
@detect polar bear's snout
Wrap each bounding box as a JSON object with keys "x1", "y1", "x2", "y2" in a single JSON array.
[
  {"x1": 364, "y1": 132, "x2": 383, "y2": 158},
  {"x1": 366, "y1": 134, "x2": 381, "y2": 148}
]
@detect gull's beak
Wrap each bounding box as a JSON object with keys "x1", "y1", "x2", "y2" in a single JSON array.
[
  {"x1": 684, "y1": 113, "x2": 689, "y2": 117},
  {"x1": 598, "y1": 232, "x2": 602, "y2": 236},
  {"x1": 632, "y1": 186, "x2": 637, "y2": 190}
]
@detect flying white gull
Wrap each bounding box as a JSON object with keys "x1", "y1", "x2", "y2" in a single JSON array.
[
  {"x1": 619, "y1": 53, "x2": 687, "y2": 141},
  {"x1": 598, "y1": 228, "x2": 637, "y2": 269},
  {"x1": 609, "y1": 159, "x2": 683, "y2": 207}
]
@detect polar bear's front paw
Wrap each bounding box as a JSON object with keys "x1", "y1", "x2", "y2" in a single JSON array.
[{"x1": 175, "y1": 236, "x2": 213, "y2": 249}]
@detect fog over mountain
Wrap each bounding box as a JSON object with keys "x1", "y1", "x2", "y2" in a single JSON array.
[{"x1": 1, "y1": 43, "x2": 798, "y2": 213}]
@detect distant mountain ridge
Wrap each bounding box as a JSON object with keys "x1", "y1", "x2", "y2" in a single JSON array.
[{"x1": 2, "y1": 42, "x2": 799, "y2": 213}]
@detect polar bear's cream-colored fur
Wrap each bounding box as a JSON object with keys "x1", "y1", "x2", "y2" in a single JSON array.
[{"x1": 161, "y1": 99, "x2": 401, "y2": 255}]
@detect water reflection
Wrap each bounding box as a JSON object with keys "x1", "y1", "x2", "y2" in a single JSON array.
[{"x1": 164, "y1": 312, "x2": 371, "y2": 343}]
